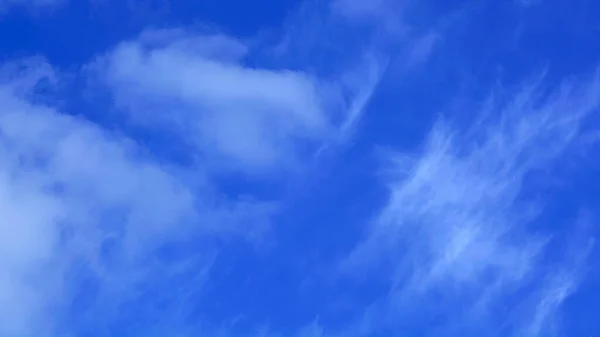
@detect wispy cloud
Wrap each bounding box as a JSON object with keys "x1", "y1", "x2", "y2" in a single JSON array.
[
  {"x1": 342, "y1": 72, "x2": 600, "y2": 335},
  {"x1": 270, "y1": 0, "x2": 440, "y2": 155},
  {"x1": 5, "y1": 0, "x2": 590, "y2": 336},
  {"x1": 337, "y1": 54, "x2": 387, "y2": 142}
]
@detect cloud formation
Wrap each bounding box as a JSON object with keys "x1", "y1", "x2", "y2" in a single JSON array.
[
  {"x1": 92, "y1": 28, "x2": 378, "y2": 175},
  {"x1": 0, "y1": 5, "x2": 393, "y2": 333},
  {"x1": 2, "y1": 0, "x2": 598, "y2": 336},
  {"x1": 343, "y1": 73, "x2": 600, "y2": 336},
  {"x1": 0, "y1": 64, "x2": 193, "y2": 335},
  {"x1": 0, "y1": 60, "x2": 278, "y2": 336}
]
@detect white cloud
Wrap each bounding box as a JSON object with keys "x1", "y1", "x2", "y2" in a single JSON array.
[
  {"x1": 0, "y1": 8, "x2": 394, "y2": 333},
  {"x1": 0, "y1": 62, "x2": 273, "y2": 336},
  {"x1": 342, "y1": 73, "x2": 600, "y2": 335},
  {"x1": 0, "y1": 67, "x2": 191, "y2": 336},
  {"x1": 95, "y1": 30, "x2": 349, "y2": 174}
]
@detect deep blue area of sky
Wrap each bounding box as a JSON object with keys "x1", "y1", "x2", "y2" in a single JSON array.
[{"x1": 3, "y1": 0, "x2": 599, "y2": 75}]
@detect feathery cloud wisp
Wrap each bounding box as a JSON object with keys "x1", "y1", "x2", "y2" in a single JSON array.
[{"x1": 343, "y1": 73, "x2": 600, "y2": 336}]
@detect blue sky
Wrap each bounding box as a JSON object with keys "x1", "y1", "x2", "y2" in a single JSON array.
[{"x1": 1, "y1": 0, "x2": 600, "y2": 336}]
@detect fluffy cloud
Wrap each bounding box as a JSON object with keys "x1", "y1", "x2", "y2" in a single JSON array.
[
  {"x1": 342, "y1": 73, "x2": 600, "y2": 335},
  {"x1": 93, "y1": 29, "x2": 365, "y2": 174},
  {"x1": 0, "y1": 61, "x2": 274, "y2": 336},
  {"x1": 0, "y1": 65, "x2": 187, "y2": 336},
  {"x1": 0, "y1": 8, "x2": 390, "y2": 334}
]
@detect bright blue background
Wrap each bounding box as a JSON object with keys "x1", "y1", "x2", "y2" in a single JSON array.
[{"x1": 1, "y1": 0, "x2": 600, "y2": 336}]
